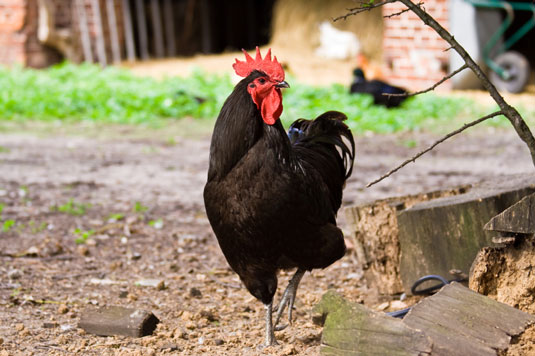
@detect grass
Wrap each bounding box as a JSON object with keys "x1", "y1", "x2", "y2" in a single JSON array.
[{"x1": 0, "y1": 62, "x2": 531, "y2": 135}]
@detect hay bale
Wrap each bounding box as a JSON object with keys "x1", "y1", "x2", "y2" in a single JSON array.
[{"x1": 270, "y1": 0, "x2": 383, "y2": 61}]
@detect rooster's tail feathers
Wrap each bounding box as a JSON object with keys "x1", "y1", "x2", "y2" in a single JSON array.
[{"x1": 288, "y1": 111, "x2": 355, "y2": 180}]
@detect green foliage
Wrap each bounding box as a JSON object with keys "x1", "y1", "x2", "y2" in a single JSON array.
[
  {"x1": 0, "y1": 62, "x2": 232, "y2": 124},
  {"x1": 281, "y1": 82, "x2": 473, "y2": 134},
  {"x1": 0, "y1": 62, "x2": 504, "y2": 133},
  {"x1": 53, "y1": 198, "x2": 91, "y2": 216},
  {"x1": 2, "y1": 219, "x2": 15, "y2": 232},
  {"x1": 107, "y1": 213, "x2": 124, "y2": 222},
  {"x1": 133, "y1": 201, "x2": 148, "y2": 213},
  {"x1": 74, "y1": 228, "x2": 94, "y2": 244},
  {"x1": 148, "y1": 218, "x2": 163, "y2": 229},
  {"x1": 0, "y1": 203, "x2": 4, "y2": 215}
]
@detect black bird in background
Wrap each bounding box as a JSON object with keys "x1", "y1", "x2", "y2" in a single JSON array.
[{"x1": 350, "y1": 68, "x2": 408, "y2": 108}]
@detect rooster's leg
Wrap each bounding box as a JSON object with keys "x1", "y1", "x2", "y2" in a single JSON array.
[
  {"x1": 274, "y1": 268, "x2": 305, "y2": 330},
  {"x1": 262, "y1": 301, "x2": 278, "y2": 347}
]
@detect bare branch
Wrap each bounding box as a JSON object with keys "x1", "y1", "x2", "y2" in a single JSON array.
[
  {"x1": 384, "y1": 2, "x2": 422, "y2": 18},
  {"x1": 385, "y1": 64, "x2": 468, "y2": 98},
  {"x1": 333, "y1": 0, "x2": 395, "y2": 21},
  {"x1": 366, "y1": 110, "x2": 504, "y2": 188},
  {"x1": 397, "y1": 0, "x2": 535, "y2": 166}
]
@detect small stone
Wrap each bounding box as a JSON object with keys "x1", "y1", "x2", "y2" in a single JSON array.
[
  {"x1": 135, "y1": 279, "x2": 165, "y2": 290},
  {"x1": 43, "y1": 322, "x2": 58, "y2": 329},
  {"x1": 214, "y1": 339, "x2": 224, "y2": 346},
  {"x1": 281, "y1": 344, "x2": 297, "y2": 355},
  {"x1": 390, "y1": 300, "x2": 408, "y2": 310},
  {"x1": 130, "y1": 252, "x2": 142, "y2": 260},
  {"x1": 15, "y1": 323, "x2": 25, "y2": 331},
  {"x1": 8, "y1": 269, "x2": 23, "y2": 280},
  {"x1": 58, "y1": 304, "x2": 69, "y2": 314},
  {"x1": 60, "y1": 324, "x2": 74, "y2": 332},
  {"x1": 78, "y1": 306, "x2": 159, "y2": 337},
  {"x1": 189, "y1": 287, "x2": 202, "y2": 298},
  {"x1": 77, "y1": 245, "x2": 90, "y2": 256},
  {"x1": 160, "y1": 343, "x2": 181, "y2": 352},
  {"x1": 376, "y1": 302, "x2": 390, "y2": 311},
  {"x1": 200, "y1": 310, "x2": 217, "y2": 322}
]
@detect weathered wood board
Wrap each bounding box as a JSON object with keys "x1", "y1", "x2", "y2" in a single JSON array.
[
  {"x1": 484, "y1": 192, "x2": 535, "y2": 234},
  {"x1": 404, "y1": 283, "x2": 535, "y2": 356},
  {"x1": 397, "y1": 174, "x2": 535, "y2": 293},
  {"x1": 313, "y1": 283, "x2": 535, "y2": 356},
  {"x1": 312, "y1": 290, "x2": 432, "y2": 356},
  {"x1": 78, "y1": 306, "x2": 159, "y2": 337}
]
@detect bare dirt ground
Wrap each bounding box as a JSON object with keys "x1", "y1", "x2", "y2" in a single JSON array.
[{"x1": 0, "y1": 121, "x2": 533, "y2": 355}]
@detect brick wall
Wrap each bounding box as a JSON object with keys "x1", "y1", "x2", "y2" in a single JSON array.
[
  {"x1": 382, "y1": 0, "x2": 451, "y2": 91},
  {"x1": 0, "y1": 0, "x2": 27, "y2": 65}
]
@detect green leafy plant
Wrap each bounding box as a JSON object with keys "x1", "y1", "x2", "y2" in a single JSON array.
[
  {"x1": 1, "y1": 62, "x2": 525, "y2": 133},
  {"x1": 107, "y1": 213, "x2": 124, "y2": 222},
  {"x1": 2, "y1": 219, "x2": 15, "y2": 232},
  {"x1": 73, "y1": 228, "x2": 95, "y2": 244},
  {"x1": 133, "y1": 201, "x2": 148, "y2": 213},
  {"x1": 53, "y1": 199, "x2": 91, "y2": 216},
  {"x1": 148, "y1": 218, "x2": 163, "y2": 229}
]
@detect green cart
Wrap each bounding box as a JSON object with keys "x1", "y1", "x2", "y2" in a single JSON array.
[{"x1": 465, "y1": 0, "x2": 535, "y2": 93}]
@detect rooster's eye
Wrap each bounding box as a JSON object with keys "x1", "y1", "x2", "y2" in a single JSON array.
[{"x1": 258, "y1": 78, "x2": 266, "y2": 84}]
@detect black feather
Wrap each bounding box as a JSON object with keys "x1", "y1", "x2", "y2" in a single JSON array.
[{"x1": 204, "y1": 72, "x2": 355, "y2": 306}]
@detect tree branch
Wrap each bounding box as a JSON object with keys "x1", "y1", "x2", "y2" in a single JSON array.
[
  {"x1": 366, "y1": 110, "x2": 504, "y2": 187},
  {"x1": 333, "y1": 0, "x2": 395, "y2": 21},
  {"x1": 396, "y1": 0, "x2": 535, "y2": 166},
  {"x1": 385, "y1": 64, "x2": 468, "y2": 98},
  {"x1": 383, "y1": 2, "x2": 423, "y2": 18}
]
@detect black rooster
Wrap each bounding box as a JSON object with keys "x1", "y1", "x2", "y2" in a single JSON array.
[
  {"x1": 203, "y1": 48, "x2": 355, "y2": 347},
  {"x1": 350, "y1": 68, "x2": 408, "y2": 108}
]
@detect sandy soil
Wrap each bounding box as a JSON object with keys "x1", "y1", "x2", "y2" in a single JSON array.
[{"x1": 0, "y1": 121, "x2": 533, "y2": 355}]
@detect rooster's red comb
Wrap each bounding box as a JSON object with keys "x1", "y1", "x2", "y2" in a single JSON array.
[{"x1": 233, "y1": 47, "x2": 285, "y2": 82}]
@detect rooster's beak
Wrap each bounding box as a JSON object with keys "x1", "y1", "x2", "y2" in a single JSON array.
[{"x1": 276, "y1": 81, "x2": 290, "y2": 89}]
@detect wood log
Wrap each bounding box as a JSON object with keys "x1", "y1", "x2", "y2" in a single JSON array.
[
  {"x1": 78, "y1": 306, "x2": 159, "y2": 337},
  {"x1": 398, "y1": 174, "x2": 535, "y2": 294},
  {"x1": 344, "y1": 188, "x2": 464, "y2": 295},
  {"x1": 313, "y1": 283, "x2": 535, "y2": 356}
]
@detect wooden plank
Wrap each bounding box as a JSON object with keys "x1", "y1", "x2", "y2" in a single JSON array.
[
  {"x1": 199, "y1": 0, "x2": 211, "y2": 54},
  {"x1": 313, "y1": 284, "x2": 535, "y2": 355},
  {"x1": 105, "y1": 0, "x2": 121, "y2": 63},
  {"x1": 78, "y1": 306, "x2": 159, "y2": 337},
  {"x1": 485, "y1": 192, "x2": 535, "y2": 234},
  {"x1": 149, "y1": 0, "x2": 164, "y2": 58},
  {"x1": 403, "y1": 283, "x2": 535, "y2": 356},
  {"x1": 90, "y1": 0, "x2": 107, "y2": 66},
  {"x1": 398, "y1": 174, "x2": 535, "y2": 294},
  {"x1": 134, "y1": 0, "x2": 149, "y2": 60},
  {"x1": 121, "y1": 0, "x2": 136, "y2": 61},
  {"x1": 75, "y1": 0, "x2": 93, "y2": 62},
  {"x1": 313, "y1": 290, "x2": 432, "y2": 356},
  {"x1": 162, "y1": 0, "x2": 176, "y2": 57}
]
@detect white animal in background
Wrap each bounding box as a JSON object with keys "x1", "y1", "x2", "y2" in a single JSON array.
[{"x1": 315, "y1": 21, "x2": 360, "y2": 60}]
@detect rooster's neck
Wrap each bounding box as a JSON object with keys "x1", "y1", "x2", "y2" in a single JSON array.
[{"x1": 207, "y1": 79, "x2": 289, "y2": 182}]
